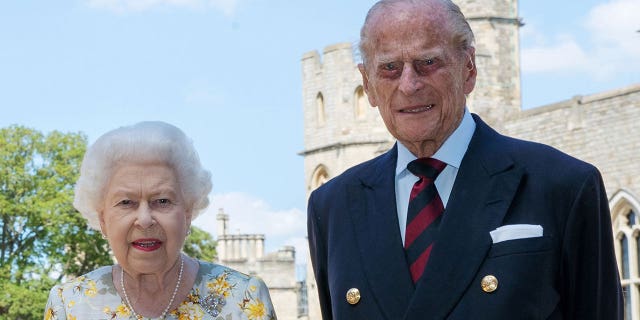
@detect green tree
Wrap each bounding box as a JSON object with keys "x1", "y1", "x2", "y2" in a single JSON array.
[
  {"x1": 0, "y1": 126, "x2": 111, "y2": 319},
  {"x1": 183, "y1": 226, "x2": 217, "y2": 262}
]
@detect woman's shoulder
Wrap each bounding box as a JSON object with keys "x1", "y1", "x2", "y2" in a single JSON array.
[
  {"x1": 193, "y1": 260, "x2": 272, "y2": 297},
  {"x1": 45, "y1": 265, "x2": 124, "y2": 319},
  {"x1": 195, "y1": 260, "x2": 252, "y2": 283},
  {"x1": 53, "y1": 265, "x2": 114, "y2": 294}
]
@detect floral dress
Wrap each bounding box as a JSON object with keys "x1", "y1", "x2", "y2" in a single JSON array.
[{"x1": 44, "y1": 261, "x2": 277, "y2": 320}]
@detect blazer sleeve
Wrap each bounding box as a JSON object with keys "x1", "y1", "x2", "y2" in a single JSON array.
[
  {"x1": 560, "y1": 168, "x2": 623, "y2": 319},
  {"x1": 307, "y1": 191, "x2": 333, "y2": 320}
]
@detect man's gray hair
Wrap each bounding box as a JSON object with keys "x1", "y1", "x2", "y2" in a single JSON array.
[
  {"x1": 359, "y1": 0, "x2": 475, "y2": 65},
  {"x1": 73, "y1": 121, "x2": 212, "y2": 230}
]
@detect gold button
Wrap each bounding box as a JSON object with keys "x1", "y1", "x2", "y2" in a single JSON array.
[
  {"x1": 481, "y1": 275, "x2": 498, "y2": 293},
  {"x1": 346, "y1": 288, "x2": 361, "y2": 305}
]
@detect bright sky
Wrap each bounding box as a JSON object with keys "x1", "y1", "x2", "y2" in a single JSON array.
[{"x1": 1, "y1": 0, "x2": 638, "y2": 269}]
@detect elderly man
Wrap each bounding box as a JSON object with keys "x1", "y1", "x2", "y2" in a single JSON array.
[{"x1": 307, "y1": 0, "x2": 623, "y2": 319}]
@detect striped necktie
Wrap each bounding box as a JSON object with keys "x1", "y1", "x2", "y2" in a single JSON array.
[{"x1": 405, "y1": 157, "x2": 446, "y2": 283}]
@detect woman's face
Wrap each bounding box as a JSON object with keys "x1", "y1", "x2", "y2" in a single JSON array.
[{"x1": 100, "y1": 163, "x2": 190, "y2": 276}]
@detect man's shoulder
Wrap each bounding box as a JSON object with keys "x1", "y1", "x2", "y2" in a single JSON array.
[
  {"x1": 501, "y1": 134, "x2": 595, "y2": 172},
  {"x1": 312, "y1": 148, "x2": 394, "y2": 195},
  {"x1": 474, "y1": 115, "x2": 596, "y2": 173}
]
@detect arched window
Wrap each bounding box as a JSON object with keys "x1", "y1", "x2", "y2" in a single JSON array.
[
  {"x1": 310, "y1": 165, "x2": 329, "y2": 192},
  {"x1": 611, "y1": 190, "x2": 640, "y2": 319},
  {"x1": 354, "y1": 86, "x2": 369, "y2": 119},
  {"x1": 316, "y1": 92, "x2": 325, "y2": 126}
]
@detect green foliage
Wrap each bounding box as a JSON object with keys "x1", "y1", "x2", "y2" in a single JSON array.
[
  {"x1": 183, "y1": 226, "x2": 217, "y2": 262},
  {"x1": 0, "y1": 125, "x2": 112, "y2": 319},
  {"x1": 0, "y1": 274, "x2": 55, "y2": 320}
]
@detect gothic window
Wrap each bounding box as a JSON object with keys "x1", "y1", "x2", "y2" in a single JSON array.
[
  {"x1": 623, "y1": 209, "x2": 640, "y2": 320},
  {"x1": 611, "y1": 191, "x2": 640, "y2": 319},
  {"x1": 354, "y1": 86, "x2": 369, "y2": 119},
  {"x1": 623, "y1": 234, "x2": 630, "y2": 279},
  {"x1": 316, "y1": 92, "x2": 325, "y2": 126}
]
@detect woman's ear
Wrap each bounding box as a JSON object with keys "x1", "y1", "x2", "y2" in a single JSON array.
[{"x1": 98, "y1": 210, "x2": 107, "y2": 239}]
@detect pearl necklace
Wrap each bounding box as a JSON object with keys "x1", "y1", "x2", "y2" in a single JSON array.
[{"x1": 120, "y1": 255, "x2": 184, "y2": 319}]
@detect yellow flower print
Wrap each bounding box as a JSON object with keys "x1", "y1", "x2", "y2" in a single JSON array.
[
  {"x1": 244, "y1": 299, "x2": 266, "y2": 320},
  {"x1": 207, "y1": 271, "x2": 233, "y2": 298},
  {"x1": 177, "y1": 301, "x2": 204, "y2": 320},
  {"x1": 103, "y1": 304, "x2": 131, "y2": 319},
  {"x1": 187, "y1": 292, "x2": 200, "y2": 304},
  {"x1": 116, "y1": 304, "x2": 132, "y2": 317},
  {"x1": 44, "y1": 308, "x2": 55, "y2": 320},
  {"x1": 67, "y1": 300, "x2": 75, "y2": 309},
  {"x1": 250, "y1": 285, "x2": 257, "y2": 292},
  {"x1": 68, "y1": 316, "x2": 77, "y2": 320},
  {"x1": 84, "y1": 280, "x2": 98, "y2": 297}
]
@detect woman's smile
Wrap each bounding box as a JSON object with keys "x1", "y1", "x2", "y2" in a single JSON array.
[{"x1": 131, "y1": 238, "x2": 163, "y2": 251}]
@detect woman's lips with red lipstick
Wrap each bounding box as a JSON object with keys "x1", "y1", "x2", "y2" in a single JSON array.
[{"x1": 131, "y1": 238, "x2": 162, "y2": 251}]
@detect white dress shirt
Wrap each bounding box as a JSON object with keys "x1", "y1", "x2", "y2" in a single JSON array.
[{"x1": 395, "y1": 109, "x2": 476, "y2": 244}]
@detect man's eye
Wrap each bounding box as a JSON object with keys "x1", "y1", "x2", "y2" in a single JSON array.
[
  {"x1": 383, "y1": 62, "x2": 399, "y2": 70},
  {"x1": 414, "y1": 59, "x2": 438, "y2": 75},
  {"x1": 379, "y1": 62, "x2": 402, "y2": 78}
]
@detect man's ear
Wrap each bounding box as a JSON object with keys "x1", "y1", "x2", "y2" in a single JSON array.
[
  {"x1": 463, "y1": 47, "x2": 477, "y2": 95},
  {"x1": 358, "y1": 63, "x2": 377, "y2": 108}
]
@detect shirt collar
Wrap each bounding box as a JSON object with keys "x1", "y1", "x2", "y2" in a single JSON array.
[{"x1": 396, "y1": 108, "x2": 476, "y2": 175}]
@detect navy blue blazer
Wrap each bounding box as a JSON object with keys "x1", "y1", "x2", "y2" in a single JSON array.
[{"x1": 307, "y1": 115, "x2": 623, "y2": 319}]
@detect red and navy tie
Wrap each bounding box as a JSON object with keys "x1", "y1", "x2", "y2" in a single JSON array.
[{"x1": 405, "y1": 157, "x2": 447, "y2": 283}]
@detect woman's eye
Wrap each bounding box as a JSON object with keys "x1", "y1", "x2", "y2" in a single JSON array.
[
  {"x1": 153, "y1": 199, "x2": 172, "y2": 208},
  {"x1": 116, "y1": 199, "x2": 134, "y2": 207}
]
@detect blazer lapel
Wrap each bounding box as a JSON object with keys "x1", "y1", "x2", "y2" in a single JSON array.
[
  {"x1": 405, "y1": 116, "x2": 524, "y2": 319},
  {"x1": 348, "y1": 145, "x2": 415, "y2": 319}
]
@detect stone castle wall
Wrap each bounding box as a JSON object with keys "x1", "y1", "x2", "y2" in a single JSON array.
[{"x1": 503, "y1": 85, "x2": 640, "y2": 201}]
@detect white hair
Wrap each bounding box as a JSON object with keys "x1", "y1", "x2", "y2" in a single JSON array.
[
  {"x1": 359, "y1": 0, "x2": 475, "y2": 66},
  {"x1": 73, "y1": 121, "x2": 212, "y2": 230}
]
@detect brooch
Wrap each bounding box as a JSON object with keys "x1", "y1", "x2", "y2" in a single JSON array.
[{"x1": 200, "y1": 293, "x2": 226, "y2": 317}]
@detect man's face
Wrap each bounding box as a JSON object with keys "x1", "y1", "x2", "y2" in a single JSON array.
[{"x1": 359, "y1": 4, "x2": 476, "y2": 157}]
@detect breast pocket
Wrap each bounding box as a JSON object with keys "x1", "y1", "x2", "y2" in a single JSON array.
[
  {"x1": 452, "y1": 235, "x2": 559, "y2": 319},
  {"x1": 488, "y1": 235, "x2": 553, "y2": 258}
]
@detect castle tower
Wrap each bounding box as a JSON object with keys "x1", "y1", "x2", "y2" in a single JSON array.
[
  {"x1": 300, "y1": 43, "x2": 393, "y2": 198},
  {"x1": 301, "y1": 1, "x2": 522, "y2": 319},
  {"x1": 215, "y1": 208, "x2": 228, "y2": 261},
  {"x1": 460, "y1": 0, "x2": 522, "y2": 130}
]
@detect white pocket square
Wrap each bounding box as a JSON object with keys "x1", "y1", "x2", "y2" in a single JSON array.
[{"x1": 490, "y1": 224, "x2": 543, "y2": 244}]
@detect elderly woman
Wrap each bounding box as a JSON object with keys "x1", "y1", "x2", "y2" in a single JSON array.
[{"x1": 44, "y1": 121, "x2": 276, "y2": 320}]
